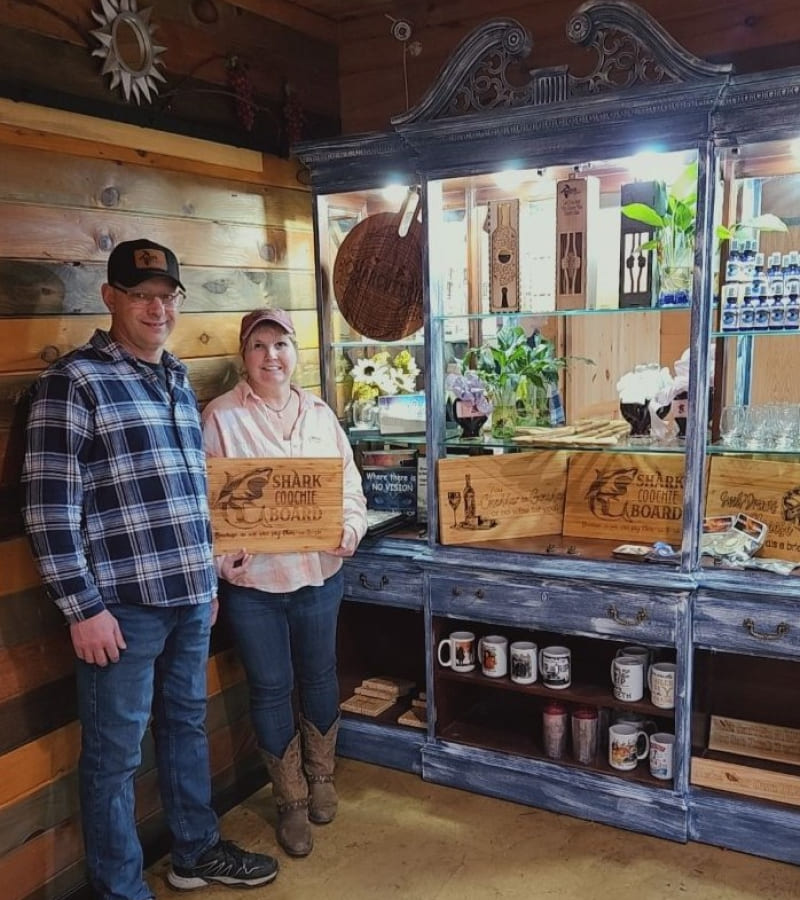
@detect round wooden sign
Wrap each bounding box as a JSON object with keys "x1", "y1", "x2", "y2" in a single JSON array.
[{"x1": 333, "y1": 211, "x2": 423, "y2": 341}]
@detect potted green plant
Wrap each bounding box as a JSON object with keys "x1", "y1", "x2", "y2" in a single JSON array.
[
  {"x1": 621, "y1": 161, "x2": 787, "y2": 305},
  {"x1": 461, "y1": 325, "x2": 572, "y2": 438}
]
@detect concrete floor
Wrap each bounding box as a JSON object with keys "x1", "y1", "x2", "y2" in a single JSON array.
[{"x1": 148, "y1": 758, "x2": 799, "y2": 899}]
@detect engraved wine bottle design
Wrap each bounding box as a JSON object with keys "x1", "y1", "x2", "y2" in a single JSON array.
[{"x1": 463, "y1": 474, "x2": 476, "y2": 526}]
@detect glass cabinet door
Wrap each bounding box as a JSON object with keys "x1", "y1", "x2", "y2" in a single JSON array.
[{"x1": 427, "y1": 149, "x2": 702, "y2": 564}]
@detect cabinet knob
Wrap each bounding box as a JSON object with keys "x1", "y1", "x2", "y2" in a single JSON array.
[
  {"x1": 742, "y1": 617, "x2": 790, "y2": 641},
  {"x1": 359, "y1": 573, "x2": 388, "y2": 591},
  {"x1": 451, "y1": 586, "x2": 484, "y2": 599},
  {"x1": 607, "y1": 605, "x2": 649, "y2": 627}
]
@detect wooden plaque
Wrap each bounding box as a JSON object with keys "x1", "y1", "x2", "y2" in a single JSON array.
[
  {"x1": 488, "y1": 199, "x2": 520, "y2": 312},
  {"x1": 555, "y1": 175, "x2": 599, "y2": 310},
  {"x1": 437, "y1": 451, "x2": 568, "y2": 546},
  {"x1": 707, "y1": 456, "x2": 800, "y2": 561},
  {"x1": 691, "y1": 756, "x2": 800, "y2": 808},
  {"x1": 562, "y1": 452, "x2": 688, "y2": 543},
  {"x1": 207, "y1": 457, "x2": 343, "y2": 554},
  {"x1": 708, "y1": 716, "x2": 800, "y2": 767}
]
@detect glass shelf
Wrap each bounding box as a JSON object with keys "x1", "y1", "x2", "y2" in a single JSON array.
[
  {"x1": 711, "y1": 329, "x2": 800, "y2": 339},
  {"x1": 444, "y1": 434, "x2": 687, "y2": 453},
  {"x1": 432, "y1": 305, "x2": 690, "y2": 323},
  {"x1": 706, "y1": 443, "x2": 800, "y2": 456},
  {"x1": 349, "y1": 428, "x2": 431, "y2": 446}
]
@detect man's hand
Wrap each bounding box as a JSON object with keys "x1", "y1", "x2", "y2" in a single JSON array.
[
  {"x1": 70, "y1": 610, "x2": 126, "y2": 666},
  {"x1": 210, "y1": 596, "x2": 219, "y2": 627},
  {"x1": 219, "y1": 549, "x2": 252, "y2": 584}
]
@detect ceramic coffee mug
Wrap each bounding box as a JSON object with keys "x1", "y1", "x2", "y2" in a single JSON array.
[
  {"x1": 613, "y1": 711, "x2": 657, "y2": 735},
  {"x1": 648, "y1": 662, "x2": 677, "y2": 709},
  {"x1": 510, "y1": 641, "x2": 537, "y2": 685},
  {"x1": 478, "y1": 634, "x2": 508, "y2": 678},
  {"x1": 539, "y1": 646, "x2": 571, "y2": 689},
  {"x1": 615, "y1": 644, "x2": 651, "y2": 669},
  {"x1": 437, "y1": 631, "x2": 476, "y2": 673},
  {"x1": 610, "y1": 655, "x2": 645, "y2": 702},
  {"x1": 608, "y1": 723, "x2": 650, "y2": 771},
  {"x1": 649, "y1": 732, "x2": 675, "y2": 780}
]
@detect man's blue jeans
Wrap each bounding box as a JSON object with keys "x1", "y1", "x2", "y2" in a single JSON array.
[
  {"x1": 221, "y1": 571, "x2": 343, "y2": 757},
  {"x1": 76, "y1": 603, "x2": 219, "y2": 900}
]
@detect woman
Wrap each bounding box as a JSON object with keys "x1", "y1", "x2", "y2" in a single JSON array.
[{"x1": 202, "y1": 308, "x2": 367, "y2": 858}]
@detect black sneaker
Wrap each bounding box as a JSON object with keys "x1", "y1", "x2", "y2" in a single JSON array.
[{"x1": 167, "y1": 839, "x2": 279, "y2": 890}]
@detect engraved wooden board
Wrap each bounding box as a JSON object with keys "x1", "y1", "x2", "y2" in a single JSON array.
[
  {"x1": 691, "y1": 756, "x2": 800, "y2": 808},
  {"x1": 562, "y1": 452, "x2": 689, "y2": 544},
  {"x1": 207, "y1": 457, "x2": 343, "y2": 554},
  {"x1": 488, "y1": 199, "x2": 520, "y2": 312},
  {"x1": 708, "y1": 716, "x2": 800, "y2": 766},
  {"x1": 437, "y1": 451, "x2": 568, "y2": 546},
  {"x1": 706, "y1": 456, "x2": 800, "y2": 561}
]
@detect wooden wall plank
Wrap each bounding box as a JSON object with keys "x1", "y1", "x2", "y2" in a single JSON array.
[
  {"x1": 0, "y1": 262, "x2": 316, "y2": 317},
  {"x1": 0, "y1": 676, "x2": 76, "y2": 758},
  {"x1": 0, "y1": 539, "x2": 40, "y2": 597},
  {"x1": 0, "y1": 205, "x2": 314, "y2": 272},
  {"x1": 0, "y1": 146, "x2": 312, "y2": 230},
  {"x1": 0, "y1": 588, "x2": 62, "y2": 650},
  {"x1": 0, "y1": 631, "x2": 75, "y2": 705}
]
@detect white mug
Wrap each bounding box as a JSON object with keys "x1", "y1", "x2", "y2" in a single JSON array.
[
  {"x1": 608, "y1": 723, "x2": 650, "y2": 771},
  {"x1": 539, "y1": 646, "x2": 571, "y2": 689},
  {"x1": 437, "y1": 631, "x2": 476, "y2": 673},
  {"x1": 649, "y1": 732, "x2": 675, "y2": 780},
  {"x1": 613, "y1": 711, "x2": 657, "y2": 735},
  {"x1": 648, "y1": 662, "x2": 677, "y2": 709},
  {"x1": 478, "y1": 634, "x2": 508, "y2": 678},
  {"x1": 510, "y1": 641, "x2": 537, "y2": 684},
  {"x1": 610, "y1": 655, "x2": 645, "y2": 702},
  {"x1": 615, "y1": 644, "x2": 651, "y2": 669}
]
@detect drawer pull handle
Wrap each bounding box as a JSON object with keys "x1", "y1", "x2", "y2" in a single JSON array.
[
  {"x1": 359, "y1": 574, "x2": 388, "y2": 590},
  {"x1": 451, "y1": 587, "x2": 484, "y2": 599},
  {"x1": 607, "y1": 605, "x2": 649, "y2": 627},
  {"x1": 742, "y1": 618, "x2": 790, "y2": 641}
]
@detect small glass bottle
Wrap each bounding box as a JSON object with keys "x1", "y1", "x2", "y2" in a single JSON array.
[
  {"x1": 753, "y1": 294, "x2": 770, "y2": 331},
  {"x1": 768, "y1": 251, "x2": 784, "y2": 298},
  {"x1": 720, "y1": 284, "x2": 739, "y2": 332},
  {"x1": 724, "y1": 240, "x2": 742, "y2": 283},
  {"x1": 752, "y1": 252, "x2": 767, "y2": 296},
  {"x1": 785, "y1": 275, "x2": 800, "y2": 331},
  {"x1": 739, "y1": 286, "x2": 755, "y2": 331},
  {"x1": 740, "y1": 239, "x2": 757, "y2": 282}
]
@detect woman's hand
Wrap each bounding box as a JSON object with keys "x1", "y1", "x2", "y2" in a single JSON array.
[
  {"x1": 219, "y1": 549, "x2": 253, "y2": 583},
  {"x1": 329, "y1": 525, "x2": 358, "y2": 558}
]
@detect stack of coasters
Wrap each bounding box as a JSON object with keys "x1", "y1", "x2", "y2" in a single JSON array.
[
  {"x1": 340, "y1": 675, "x2": 416, "y2": 717},
  {"x1": 398, "y1": 691, "x2": 427, "y2": 729}
]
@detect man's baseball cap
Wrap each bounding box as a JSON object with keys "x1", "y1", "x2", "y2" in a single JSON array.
[
  {"x1": 239, "y1": 308, "x2": 296, "y2": 348},
  {"x1": 107, "y1": 239, "x2": 185, "y2": 291}
]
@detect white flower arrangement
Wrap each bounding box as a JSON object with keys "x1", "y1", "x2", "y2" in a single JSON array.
[{"x1": 350, "y1": 350, "x2": 420, "y2": 401}]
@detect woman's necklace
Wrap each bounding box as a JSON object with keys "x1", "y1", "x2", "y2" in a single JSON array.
[{"x1": 262, "y1": 391, "x2": 293, "y2": 417}]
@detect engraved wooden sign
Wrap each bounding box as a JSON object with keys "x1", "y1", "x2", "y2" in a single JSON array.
[
  {"x1": 562, "y1": 452, "x2": 690, "y2": 543},
  {"x1": 555, "y1": 175, "x2": 598, "y2": 310},
  {"x1": 691, "y1": 756, "x2": 800, "y2": 808},
  {"x1": 437, "y1": 451, "x2": 568, "y2": 546},
  {"x1": 708, "y1": 716, "x2": 800, "y2": 766},
  {"x1": 488, "y1": 199, "x2": 520, "y2": 312},
  {"x1": 207, "y1": 458, "x2": 343, "y2": 553},
  {"x1": 707, "y1": 456, "x2": 800, "y2": 561}
]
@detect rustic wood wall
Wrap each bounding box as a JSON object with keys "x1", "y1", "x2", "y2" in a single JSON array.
[
  {"x1": 0, "y1": 98, "x2": 318, "y2": 900},
  {"x1": 338, "y1": 0, "x2": 800, "y2": 133},
  {"x1": 0, "y1": 0, "x2": 339, "y2": 154}
]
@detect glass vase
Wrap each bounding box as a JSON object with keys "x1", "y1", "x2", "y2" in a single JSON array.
[
  {"x1": 351, "y1": 398, "x2": 379, "y2": 429},
  {"x1": 517, "y1": 380, "x2": 549, "y2": 427},
  {"x1": 490, "y1": 383, "x2": 518, "y2": 440}
]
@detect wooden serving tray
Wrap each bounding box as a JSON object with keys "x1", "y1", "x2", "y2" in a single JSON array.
[
  {"x1": 708, "y1": 716, "x2": 800, "y2": 766},
  {"x1": 691, "y1": 755, "x2": 800, "y2": 807}
]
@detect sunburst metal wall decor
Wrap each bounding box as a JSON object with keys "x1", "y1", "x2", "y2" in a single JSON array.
[{"x1": 91, "y1": 0, "x2": 167, "y2": 104}]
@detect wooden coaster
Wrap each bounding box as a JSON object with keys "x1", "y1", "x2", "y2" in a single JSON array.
[
  {"x1": 355, "y1": 685, "x2": 399, "y2": 700},
  {"x1": 397, "y1": 707, "x2": 427, "y2": 729},
  {"x1": 340, "y1": 693, "x2": 395, "y2": 717},
  {"x1": 362, "y1": 676, "x2": 416, "y2": 697}
]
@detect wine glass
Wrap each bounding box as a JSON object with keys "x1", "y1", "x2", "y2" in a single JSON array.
[{"x1": 447, "y1": 491, "x2": 461, "y2": 528}]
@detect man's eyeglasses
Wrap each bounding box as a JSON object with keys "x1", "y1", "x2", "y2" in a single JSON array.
[{"x1": 114, "y1": 285, "x2": 186, "y2": 308}]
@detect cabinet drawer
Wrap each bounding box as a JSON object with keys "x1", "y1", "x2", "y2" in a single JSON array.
[
  {"x1": 429, "y1": 574, "x2": 681, "y2": 643},
  {"x1": 694, "y1": 592, "x2": 800, "y2": 660},
  {"x1": 344, "y1": 557, "x2": 423, "y2": 609}
]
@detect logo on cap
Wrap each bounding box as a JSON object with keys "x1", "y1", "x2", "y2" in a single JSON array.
[{"x1": 134, "y1": 249, "x2": 168, "y2": 271}]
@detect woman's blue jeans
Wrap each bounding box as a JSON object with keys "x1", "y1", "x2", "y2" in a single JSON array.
[
  {"x1": 221, "y1": 571, "x2": 343, "y2": 758},
  {"x1": 76, "y1": 603, "x2": 219, "y2": 900}
]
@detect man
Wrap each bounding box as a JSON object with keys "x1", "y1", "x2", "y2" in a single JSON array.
[{"x1": 21, "y1": 239, "x2": 278, "y2": 899}]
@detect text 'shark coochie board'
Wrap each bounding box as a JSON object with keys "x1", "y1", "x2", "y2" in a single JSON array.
[{"x1": 207, "y1": 457, "x2": 343, "y2": 553}]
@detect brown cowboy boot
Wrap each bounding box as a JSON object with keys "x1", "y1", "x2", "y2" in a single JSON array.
[
  {"x1": 300, "y1": 714, "x2": 340, "y2": 824},
  {"x1": 263, "y1": 733, "x2": 313, "y2": 856}
]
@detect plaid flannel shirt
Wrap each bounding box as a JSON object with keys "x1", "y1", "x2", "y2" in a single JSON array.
[{"x1": 22, "y1": 330, "x2": 216, "y2": 623}]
